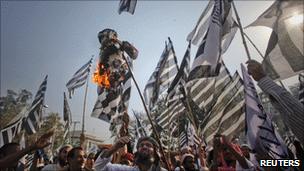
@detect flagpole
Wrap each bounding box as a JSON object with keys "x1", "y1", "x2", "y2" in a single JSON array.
[
  {"x1": 80, "y1": 55, "x2": 94, "y2": 147},
  {"x1": 241, "y1": 30, "x2": 287, "y2": 88},
  {"x1": 121, "y1": 53, "x2": 171, "y2": 170},
  {"x1": 231, "y1": 1, "x2": 251, "y2": 60}
]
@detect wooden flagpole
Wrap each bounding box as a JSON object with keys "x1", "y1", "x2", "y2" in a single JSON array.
[
  {"x1": 80, "y1": 55, "x2": 94, "y2": 147},
  {"x1": 121, "y1": 53, "x2": 171, "y2": 170},
  {"x1": 232, "y1": 1, "x2": 251, "y2": 60}
]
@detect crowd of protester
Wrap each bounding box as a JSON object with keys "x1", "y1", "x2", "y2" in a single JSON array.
[{"x1": 1, "y1": 61, "x2": 303, "y2": 171}]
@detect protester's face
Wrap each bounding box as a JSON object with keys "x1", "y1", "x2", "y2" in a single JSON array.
[
  {"x1": 68, "y1": 149, "x2": 86, "y2": 169},
  {"x1": 183, "y1": 156, "x2": 195, "y2": 170},
  {"x1": 59, "y1": 146, "x2": 72, "y2": 164},
  {"x1": 138, "y1": 140, "x2": 154, "y2": 156},
  {"x1": 85, "y1": 154, "x2": 95, "y2": 169}
]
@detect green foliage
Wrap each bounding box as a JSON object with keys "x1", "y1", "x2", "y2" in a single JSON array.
[
  {"x1": 0, "y1": 89, "x2": 32, "y2": 128},
  {"x1": 1, "y1": 89, "x2": 65, "y2": 152}
]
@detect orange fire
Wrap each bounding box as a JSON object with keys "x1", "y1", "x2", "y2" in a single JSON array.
[{"x1": 92, "y1": 63, "x2": 111, "y2": 89}]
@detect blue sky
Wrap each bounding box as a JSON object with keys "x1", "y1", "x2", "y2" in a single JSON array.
[{"x1": 1, "y1": 1, "x2": 280, "y2": 142}]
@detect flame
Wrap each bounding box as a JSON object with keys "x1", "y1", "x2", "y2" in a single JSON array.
[{"x1": 92, "y1": 63, "x2": 111, "y2": 89}]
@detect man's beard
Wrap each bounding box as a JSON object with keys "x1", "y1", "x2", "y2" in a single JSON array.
[{"x1": 135, "y1": 152, "x2": 155, "y2": 165}]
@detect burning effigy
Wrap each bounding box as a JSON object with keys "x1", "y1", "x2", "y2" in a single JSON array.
[{"x1": 93, "y1": 29, "x2": 138, "y2": 91}]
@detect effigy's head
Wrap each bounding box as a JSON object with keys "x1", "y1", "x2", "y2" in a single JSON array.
[{"x1": 98, "y1": 28, "x2": 118, "y2": 45}]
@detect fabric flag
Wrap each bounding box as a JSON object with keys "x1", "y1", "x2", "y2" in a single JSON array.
[
  {"x1": 179, "y1": 119, "x2": 201, "y2": 148},
  {"x1": 0, "y1": 116, "x2": 23, "y2": 147},
  {"x1": 66, "y1": 58, "x2": 93, "y2": 98},
  {"x1": 167, "y1": 41, "x2": 191, "y2": 101},
  {"x1": 118, "y1": 0, "x2": 137, "y2": 15},
  {"x1": 144, "y1": 38, "x2": 179, "y2": 110},
  {"x1": 63, "y1": 92, "x2": 72, "y2": 123},
  {"x1": 188, "y1": 0, "x2": 237, "y2": 80},
  {"x1": 299, "y1": 73, "x2": 304, "y2": 105},
  {"x1": 91, "y1": 55, "x2": 133, "y2": 136},
  {"x1": 23, "y1": 75, "x2": 48, "y2": 135},
  {"x1": 189, "y1": 62, "x2": 232, "y2": 115},
  {"x1": 201, "y1": 72, "x2": 245, "y2": 145},
  {"x1": 247, "y1": 0, "x2": 304, "y2": 80},
  {"x1": 133, "y1": 111, "x2": 147, "y2": 138},
  {"x1": 63, "y1": 92, "x2": 72, "y2": 141},
  {"x1": 241, "y1": 64, "x2": 288, "y2": 159},
  {"x1": 157, "y1": 42, "x2": 191, "y2": 132}
]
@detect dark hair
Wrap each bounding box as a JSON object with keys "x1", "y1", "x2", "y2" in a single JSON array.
[
  {"x1": 136, "y1": 136, "x2": 159, "y2": 149},
  {"x1": 67, "y1": 147, "x2": 83, "y2": 159},
  {"x1": 0, "y1": 142, "x2": 20, "y2": 158}
]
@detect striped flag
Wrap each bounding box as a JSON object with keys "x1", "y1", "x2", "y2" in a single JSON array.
[
  {"x1": 66, "y1": 58, "x2": 93, "y2": 98},
  {"x1": 241, "y1": 64, "x2": 288, "y2": 159},
  {"x1": 156, "y1": 43, "x2": 191, "y2": 132},
  {"x1": 188, "y1": 0, "x2": 237, "y2": 80},
  {"x1": 63, "y1": 92, "x2": 72, "y2": 124},
  {"x1": 0, "y1": 116, "x2": 23, "y2": 147},
  {"x1": 201, "y1": 72, "x2": 245, "y2": 145},
  {"x1": 118, "y1": 0, "x2": 137, "y2": 15},
  {"x1": 91, "y1": 56, "x2": 133, "y2": 135},
  {"x1": 167, "y1": 41, "x2": 191, "y2": 100},
  {"x1": 63, "y1": 92, "x2": 72, "y2": 141},
  {"x1": 179, "y1": 119, "x2": 201, "y2": 148},
  {"x1": 247, "y1": 0, "x2": 304, "y2": 80},
  {"x1": 299, "y1": 73, "x2": 304, "y2": 105},
  {"x1": 189, "y1": 62, "x2": 232, "y2": 114},
  {"x1": 133, "y1": 111, "x2": 147, "y2": 138},
  {"x1": 144, "y1": 38, "x2": 179, "y2": 110},
  {"x1": 24, "y1": 75, "x2": 48, "y2": 135}
]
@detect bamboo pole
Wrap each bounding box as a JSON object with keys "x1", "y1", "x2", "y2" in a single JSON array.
[
  {"x1": 80, "y1": 56, "x2": 94, "y2": 147},
  {"x1": 121, "y1": 53, "x2": 171, "y2": 170},
  {"x1": 232, "y1": 1, "x2": 251, "y2": 60}
]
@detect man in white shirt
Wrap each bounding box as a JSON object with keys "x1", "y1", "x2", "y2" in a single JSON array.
[
  {"x1": 42, "y1": 144, "x2": 72, "y2": 171},
  {"x1": 94, "y1": 136, "x2": 167, "y2": 171}
]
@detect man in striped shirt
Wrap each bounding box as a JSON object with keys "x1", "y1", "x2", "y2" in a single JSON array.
[{"x1": 246, "y1": 60, "x2": 304, "y2": 144}]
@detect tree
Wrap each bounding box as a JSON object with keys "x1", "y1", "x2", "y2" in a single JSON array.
[
  {"x1": 0, "y1": 89, "x2": 32, "y2": 128},
  {"x1": 26, "y1": 112, "x2": 65, "y2": 152}
]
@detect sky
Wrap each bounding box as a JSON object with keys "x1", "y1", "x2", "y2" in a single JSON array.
[{"x1": 1, "y1": 0, "x2": 295, "y2": 142}]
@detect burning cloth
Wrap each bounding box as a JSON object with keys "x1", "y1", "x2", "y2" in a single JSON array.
[{"x1": 93, "y1": 28, "x2": 138, "y2": 90}]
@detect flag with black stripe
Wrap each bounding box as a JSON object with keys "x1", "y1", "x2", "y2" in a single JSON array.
[
  {"x1": 0, "y1": 116, "x2": 23, "y2": 147},
  {"x1": 23, "y1": 75, "x2": 48, "y2": 135},
  {"x1": 188, "y1": 0, "x2": 237, "y2": 81},
  {"x1": 299, "y1": 73, "x2": 304, "y2": 105},
  {"x1": 118, "y1": 0, "x2": 137, "y2": 15},
  {"x1": 63, "y1": 92, "x2": 72, "y2": 141},
  {"x1": 66, "y1": 58, "x2": 93, "y2": 98},
  {"x1": 201, "y1": 72, "x2": 245, "y2": 145},
  {"x1": 91, "y1": 56, "x2": 133, "y2": 135},
  {"x1": 247, "y1": 0, "x2": 304, "y2": 80},
  {"x1": 241, "y1": 64, "x2": 288, "y2": 159},
  {"x1": 144, "y1": 37, "x2": 179, "y2": 110},
  {"x1": 167, "y1": 41, "x2": 191, "y2": 101},
  {"x1": 189, "y1": 62, "x2": 232, "y2": 115}
]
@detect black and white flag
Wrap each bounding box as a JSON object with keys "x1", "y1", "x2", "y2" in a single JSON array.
[
  {"x1": 0, "y1": 116, "x2": 23, "y2": 147},
  {"x1": 201, "y1": 72, "x2": 245, "y2": 145},
  {"x1": 241, "y1": 64, "x2": 288, "y2": 159},
  {"x1": 66, "y1": 58, "x2": 93, "y2": 98},
  {"x1": 23, "y1": 75, "x2": 48, "y2": 135},
  {"x1": 188, "y1": 0, "x2": 237, "y2": 80},
  {"x1": 299, "y1": 73, "x2": 304, "y2": 105},
  {"x1": 118, "y1": 0, "x2": 137, "y2": 15},
  {"x1": 91, "y1": 55, "x2": 133, "y2": 135},
  {"x1": 144, "y1": 38, "x2": 178, "y2": 110},
  {"x1": 247, "y1": 0, "x2": 304, "y2": 80}
]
